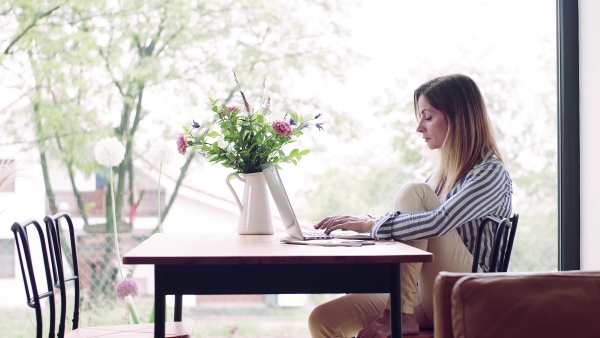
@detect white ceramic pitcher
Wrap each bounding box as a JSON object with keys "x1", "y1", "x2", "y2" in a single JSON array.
[{"x1": 225, "y1": 172, "x2": 274, "y2": 235}]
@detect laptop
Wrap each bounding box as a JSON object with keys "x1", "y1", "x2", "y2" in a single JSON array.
[{"x1": 261, "y1": 164, "x2": 372, "y2": 241}]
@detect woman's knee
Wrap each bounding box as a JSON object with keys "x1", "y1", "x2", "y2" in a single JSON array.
[
  {"x1": 394, "y1": 182, "x2": 439, "y2": 212},
  {"x1": 308, "y1": 303, "x2": 334, "y2": 337},
  {"x1": 308, "y1": 303, "x2": 324, "y2": 329}
]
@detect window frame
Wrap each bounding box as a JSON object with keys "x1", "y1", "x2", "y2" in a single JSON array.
[{"x1": 557, "y1": 0, "x2": 580, "y2": 270}]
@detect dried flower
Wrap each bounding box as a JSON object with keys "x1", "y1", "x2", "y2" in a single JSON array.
[
  {"x1": 272, "y1": 120, "x2": 293, "y2": 137},
  {"x1": 149, "y1": 140, "x2": 175, "y2": 165},
  {"x1": 115, "y1": 278, "x2": 138, "y2": 300},
  {"x1": 316, "y1": 122, "x2": 326, "y2": 131},
  {"x1": 314, "y1": 113, "x2": 322, "y2": 119},
  {"x1": 192, "y1": 120, "x2": 201, "y2": 129},
  {"x1": 94, "y1": 137, "x2": 125, "y2": 167},
  {"x1": 241, "y1": 91, "x2": 251, "y2": 115},
  {"x1": 289, "y1": 118, "x2": 296, "y2": 126},
  {"x1": 177, "y1": 133, "x2": 187, "y2": 155},
  {"x1": 0, "y1": 159, "x2": 19, "y2": 191}
]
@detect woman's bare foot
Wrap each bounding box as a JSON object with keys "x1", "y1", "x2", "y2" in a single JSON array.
[{"x1": 402, "y1": 313, "x2": 420, "y2": 335}]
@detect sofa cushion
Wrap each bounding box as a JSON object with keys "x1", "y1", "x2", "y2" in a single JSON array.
[{"x1": 450, "y1": 271, "x2": 600, "y2": 338}]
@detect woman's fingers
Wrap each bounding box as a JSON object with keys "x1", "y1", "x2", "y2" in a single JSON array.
[
  {"x1": 314, "y1": 215, "x2": 374, "y2": 234},
  {"x1": 314, "y1": 215, "x2": 340, "y2": 229}
]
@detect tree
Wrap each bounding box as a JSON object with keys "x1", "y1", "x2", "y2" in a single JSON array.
[{"x1": 1, "y1": 0, "x2": 362, "y2": 273}]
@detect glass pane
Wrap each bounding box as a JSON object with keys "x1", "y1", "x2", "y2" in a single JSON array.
[
  {"x1": 0, "y1": 239, "x2": 15, "y2": 278},
  {"x1": 290, "y1": 0, "x2": 559, "y2": 272},
  {"x1": 0, "y1": 0, "x2": 557, "y2": 336}
]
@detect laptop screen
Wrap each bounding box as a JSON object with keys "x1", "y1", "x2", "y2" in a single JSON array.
[{"x1": 261, "y1": 164, "x2": 305, "y2": 240}]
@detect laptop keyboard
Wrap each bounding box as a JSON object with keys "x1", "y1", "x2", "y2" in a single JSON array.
[{"x1": 302, "y1": 231, "x2": 334, "y2": 239}]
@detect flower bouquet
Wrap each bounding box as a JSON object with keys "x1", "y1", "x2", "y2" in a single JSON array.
[
  {"x1": 178, "y1": 72, "x2": 324, "y2": 234},
  {"x1": 178, "y1": 73, "x2": 323, "y2": 173}
]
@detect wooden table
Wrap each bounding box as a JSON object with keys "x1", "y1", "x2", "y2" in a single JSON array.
[{"x1": 123, "y1": 233, "x2": 433, "y2": 338}]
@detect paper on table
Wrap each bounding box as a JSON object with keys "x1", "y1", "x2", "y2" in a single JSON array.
[{"x1": 280, "y1": 237, "x2": 375, "y2": 247}]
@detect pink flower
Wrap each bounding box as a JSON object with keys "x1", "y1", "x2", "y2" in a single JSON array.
[
  {"x1": 220, "y1": 105, "x2": 241, "y2": 116},
  {"x1": 272, "y1": 120, "x2": 293, "y2": 137},
  {"x1": 177, "y1": 133, "x2": 187, "y2": 155},
  {"x1": 229, "y1": 325, "x2": 239, "y2": 335},
  {"x1": 115, "y1": 278, "x2": 138, "y2": 299},
  {"x1": 227, "y1": 105, "x2": 241, "y2": 113}
]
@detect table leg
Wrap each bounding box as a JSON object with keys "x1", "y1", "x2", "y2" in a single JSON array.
[
  {"x1": 174, "y1": 294, "x2": 183, "y2": 321},
  {"x1": 390, "y1": 263, "x2": 402, "y2": 338},
  {"x1": 155, "y1": 265, "x2": 166, "y2": 338}
]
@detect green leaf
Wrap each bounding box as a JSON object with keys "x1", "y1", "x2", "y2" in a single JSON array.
[
  {"x1": 299, "y1": 149, "x2": 311, "y2": 156},
  {"x1": 207, "y1": 131, "x2": 220, "y2": 137},
  {"x1": 290, "y1": 112, "x2": 299, "y2": 123}
]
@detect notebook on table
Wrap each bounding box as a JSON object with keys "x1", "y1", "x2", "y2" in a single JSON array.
[{"x1": 261, "y1": 164, "x2": 372, "y2": 241}]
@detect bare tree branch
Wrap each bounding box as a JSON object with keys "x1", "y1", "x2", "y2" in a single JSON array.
[{"x1": 3, "y1": 4, "x2": 62, "y2": 55}]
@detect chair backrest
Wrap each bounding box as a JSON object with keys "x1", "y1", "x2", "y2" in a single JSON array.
[
  {"x1": 11, "y1": 219, "x2": 57, "y2": 338},
  {"x1": 471, "y1": 214, "x2": 519, "y2": 273},
  {"x1": 501, "y1": 214, "x2": 519, "y2": 271},
  {"x1": 44, "y1": 212, "x2": 80, "y2": 338}
]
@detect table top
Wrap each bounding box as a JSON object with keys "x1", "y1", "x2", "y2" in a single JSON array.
[{"x1": 122, "y1": 233, "x2": 433, "y2": 266}]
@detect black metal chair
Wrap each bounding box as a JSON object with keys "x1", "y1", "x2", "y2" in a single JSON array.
[
  {"x1": 471, "y1": 214, "x2": 519, "y2": 273},
  {"x1": 11, "y1": 219, "x2": 57, "y2": 338},
  {"x1": 44, "y1": 212, "x2": 193, "y2": 338},
  {"x1": 43, "y1": 212, "x2": 80, "y2": 338}
]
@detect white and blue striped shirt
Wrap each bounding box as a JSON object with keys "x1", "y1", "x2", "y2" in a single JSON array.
[{"x1": 370, "y1": 155, "x2": 513, "y2": 270}]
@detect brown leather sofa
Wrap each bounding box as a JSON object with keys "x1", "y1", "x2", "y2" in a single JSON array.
[{"x1": 432, "y1": 270, "x2": 600, "y2": 338}]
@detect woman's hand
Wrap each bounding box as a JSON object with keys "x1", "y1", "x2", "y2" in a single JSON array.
[
  {"x1": 356, "y1": 309, "x2": 391, "y2": 338},
  {"x1": 314, "y1": 215, "x2": 375, "y2": 234}
]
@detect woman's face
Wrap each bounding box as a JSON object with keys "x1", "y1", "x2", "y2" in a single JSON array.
[{"x1": 416, "y1": 95, "x2": 449, "y2": 150}]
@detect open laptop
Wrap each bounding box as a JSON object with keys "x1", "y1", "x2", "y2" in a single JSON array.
[{"x1": 261, "y1": 164, "x2": 372, "y2": 241}]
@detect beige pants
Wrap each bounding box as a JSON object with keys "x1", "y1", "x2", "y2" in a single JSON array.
[{"x1": 308, "y1": 182, "x2": 479, "y2": 337}]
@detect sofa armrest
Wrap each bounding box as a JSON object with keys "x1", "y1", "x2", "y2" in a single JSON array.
[
  {"x1": 450, "y1": 271, "x2": 600, "y2": 338},
  {"x1": 433, "y1": 272, "x2": 471, "y2": 338},
  {"x1": 433, "y1": 272, "x2": 497, "y2": 338}
]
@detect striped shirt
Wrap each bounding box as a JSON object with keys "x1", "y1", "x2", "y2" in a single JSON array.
[{"x1": 370, "y1": 155, "x2": 513, "y2": 270}]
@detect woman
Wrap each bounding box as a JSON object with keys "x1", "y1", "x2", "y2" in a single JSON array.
[{"x1": 308, "y1": 74, "x2": 512, "y2": 337}]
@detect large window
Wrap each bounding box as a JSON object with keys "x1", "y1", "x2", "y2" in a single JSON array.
[{"x1": 0, "y1": 0, "x2": 559, "y2": 335}]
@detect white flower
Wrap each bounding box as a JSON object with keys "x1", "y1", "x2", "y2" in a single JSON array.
[
  {"x1": 149, "y1": 140, "x2": 175, "y2": 165},
  {"x1": 94, "y1": 137, "x2": 125, "y2": 167}
]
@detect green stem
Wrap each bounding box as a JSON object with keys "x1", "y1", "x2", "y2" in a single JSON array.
[
  {"x1": 110, "y1": 168, "x2": 124, "y2": 280},
  {"x1": 127, "y1": 295, "x2": 140, "y2": 324},
  {"x1": 111, "y1": 168, "x2": 140, "y2": 324}
]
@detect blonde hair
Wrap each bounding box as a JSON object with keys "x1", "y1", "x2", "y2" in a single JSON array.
[{"x1": 413, "y1": 74, "x2": 503, "y2": 192}]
